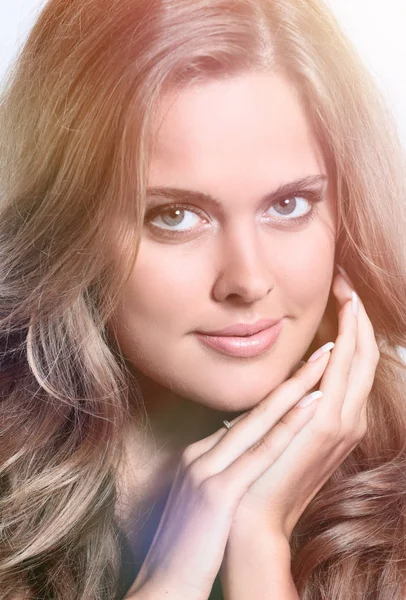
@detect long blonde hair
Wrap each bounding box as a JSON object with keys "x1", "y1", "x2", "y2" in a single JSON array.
[{"x1": 0, "y1": 0, "x2": 405, "y2": 598}]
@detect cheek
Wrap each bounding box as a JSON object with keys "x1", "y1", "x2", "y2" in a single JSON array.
[
  {"x1": 275, "y1": 226, "x2": 335, "y2": 311},
  {"x1": 114, "y1": 240, "x2": 207, "y2": 333}
]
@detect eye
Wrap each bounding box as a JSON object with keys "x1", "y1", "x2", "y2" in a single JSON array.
[
  {"x1": 144, "y1": 191, "x2": 323, "y2": 238},
  {"x1": 264, "y1": 195, "x2": 314, "y2": 222},
  {"x1": 144, "y1": 203, "x2": 209, "y2": 235}
]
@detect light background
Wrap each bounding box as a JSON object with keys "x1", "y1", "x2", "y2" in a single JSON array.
[
  {"x1": 1, "y1": 0, "x2": 405, "y2": 362},
  {"x1": 1, "y1": 0, "x2": 406, "y2": 144}
]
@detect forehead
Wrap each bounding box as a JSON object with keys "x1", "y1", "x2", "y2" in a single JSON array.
[{"x1": 148, "y1": 71, "x2": 326, "y2": 189}]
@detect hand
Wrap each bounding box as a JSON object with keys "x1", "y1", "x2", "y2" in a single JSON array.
[
  {"x1": 227, "y1": 269, "x2": 380, "y2": 541},
  {"x1": 127, "y1": 341, "x2": 334, "y2": 599}
]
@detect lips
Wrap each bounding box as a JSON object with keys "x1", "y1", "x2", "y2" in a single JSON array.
[
  {"x1": 197, "y1": 318, "x2": 282, "y2": 337},
  {"x1": 194, "y1": 318, "x2": 284, "y2": 358}
]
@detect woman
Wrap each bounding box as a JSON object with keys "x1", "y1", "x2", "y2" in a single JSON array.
[{"x1": 0, "y1": 0, "x2": 405, "y2": 598}]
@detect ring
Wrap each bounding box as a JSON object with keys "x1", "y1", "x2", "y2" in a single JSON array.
[{"x1": 222, "y1": 420, "x2": 232, "y2": 430}]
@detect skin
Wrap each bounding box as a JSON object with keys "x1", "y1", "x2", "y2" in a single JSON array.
[
  {"x1": 111, "y1": 71, "x2": 336, "y2": 442},
  {"x1": 106, "y1": 71, "x2": 380, "y2": 599},
  {"x1": 122, "y1": 274, "x2": 379, "y2": 600},
  {"x1": 109, "y1": 69, "x2": 337, "y2": 557}
]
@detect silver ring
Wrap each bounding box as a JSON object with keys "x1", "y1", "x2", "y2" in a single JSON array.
[{"x1": 222, "y1": 420, "x2": 232, "y2": 430}]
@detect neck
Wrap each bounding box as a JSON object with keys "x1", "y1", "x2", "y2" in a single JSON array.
[
  {"x1": 129, "y1": 368, "x2": 242, "y2": 452},
  {"x1": 116, "y1": 367, "x2": 241, "y2": 535}
]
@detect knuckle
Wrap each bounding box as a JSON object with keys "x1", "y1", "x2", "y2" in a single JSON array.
[
  {"x1": 179, "y1": 445, "x2": 199, "y2": 471},
  {"x1": 251, "y1": 398, "x2": 268, "y2": 416},
  {"x1": 199, "y1": 475, "x2": 226, "y2": 505},
  {"x1": 249, "y1": 434, "x2": 273, "y2": 455},
  {"x1": 356, "y1": 424, "x2": 367, "y2": 442},
  {"x1": 356, "y1": 418, "x2": 368, "y2": 441},
  {"x1": 339, "y1": 419, "x2": 367, "y2": 444},
  {"x1": 311, "y1": 419, "x2": 340, "y2": 440},
  {"x1": 340, "y1": 423, "x2": 356, "y2": 441},
  {"x1": 185, "y1": 458, "x2": 211, "y2": 489},
  {"x1": 335, "y1": 331, "x2": 346, "y2": 346}
]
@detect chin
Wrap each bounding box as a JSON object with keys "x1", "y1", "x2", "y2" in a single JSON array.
[{"x1": 179, "y1": 373, "x2": 291, "y2": 413}]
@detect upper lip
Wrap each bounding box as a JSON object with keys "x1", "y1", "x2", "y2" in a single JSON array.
[{"x1": 196, "y1": 318, "x2": 282, "y2": 337}]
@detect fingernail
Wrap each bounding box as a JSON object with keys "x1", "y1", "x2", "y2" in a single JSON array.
[
  {"x1": 352, "y1": 291, "x2": 359, "y2": 317},
  {"x1": 307, "y1": 342, "x2": 335, "y2": 363},
  {"x1": 297, "y1": 390, "x2": 323, "y2": 407}
]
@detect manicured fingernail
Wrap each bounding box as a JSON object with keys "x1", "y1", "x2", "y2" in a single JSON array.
[
  {"x1": 352, "y1": 291, "x2": 359, "y2": 317},
  {"x1": 307, "y1": 342, "x2": 335, "y2": 363},
  {"x1": 297, "y1": 390, "x2": 323, "y2": 407}
]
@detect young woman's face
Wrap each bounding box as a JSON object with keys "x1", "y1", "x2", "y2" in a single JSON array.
[{"x1": 112, "y1": 72, "x2": 337, "y2": 411}]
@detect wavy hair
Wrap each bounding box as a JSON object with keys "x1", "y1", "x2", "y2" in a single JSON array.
[{"x1": 0, "y1": 0, "x2": 405, "y2": 598}]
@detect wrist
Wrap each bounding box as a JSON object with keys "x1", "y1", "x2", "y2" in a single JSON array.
[
  {"x1": 224, "y1": 525, "x2": 291, "y2": 566},
  {"x1": 220, "y1": 528, "x2": 297, "y2": 600},
  {"x1": 227, "y1": 516, "x2": 290, "y2": 551}
]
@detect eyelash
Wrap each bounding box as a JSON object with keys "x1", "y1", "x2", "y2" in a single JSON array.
[{"x1": 144, "y1": 191, "x2": 323, "y2": 238}]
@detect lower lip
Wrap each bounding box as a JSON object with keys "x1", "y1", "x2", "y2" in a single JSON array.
[{"x1": 195, "y1": 320, "x2": 284, "y2": 358}]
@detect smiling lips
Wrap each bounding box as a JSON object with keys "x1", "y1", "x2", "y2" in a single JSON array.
[{"x1": 194, "y1": 318, "x2": 284, "y2": 358}]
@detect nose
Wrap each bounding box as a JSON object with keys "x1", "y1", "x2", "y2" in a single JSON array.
[{"x1": 212, "y1": 227, "x2": 274, "y2": 304}]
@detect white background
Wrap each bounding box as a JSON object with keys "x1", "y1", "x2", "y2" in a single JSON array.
[
  {"x1": 1, "y1": 0, "x2": 405, "y2": 362},
  {"x1": 1, "y1": 0, "x2": 406, "y2": 145}
]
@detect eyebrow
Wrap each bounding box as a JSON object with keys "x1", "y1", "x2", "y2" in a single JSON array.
[{"x1": 146, "y1": 175, "x2": 328, "y2": 212}]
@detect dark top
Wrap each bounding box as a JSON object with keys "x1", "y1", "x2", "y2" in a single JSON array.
[{"x1": 116, "y1": 527, "x2": 224, "y2": 600}]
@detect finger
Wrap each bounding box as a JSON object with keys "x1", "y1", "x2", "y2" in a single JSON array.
[
  {"x1": 342, "y1": 294, "x2": 379, "y2": 420},
  {"x1": 333, "y1": 271, "x2": 379, "y2": 421},
  {"x1": 211, "y1": 392, "x2": 323, "y2": 502},
  {"x1": 180, "y1": 355, "x2": 329, "y2": 464},
  {"x1": 334, "y1": 267, "x2": 379, "y2": 371},
  {"x1": 315, "y1": 296, "x2": 358, "y2": 424},
  {"x1": 194, "y1": 350, "x2": 331, "y2": 473},
  {"x1": 178, "y1": 411, "x2": 249, "y2": 466}
]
